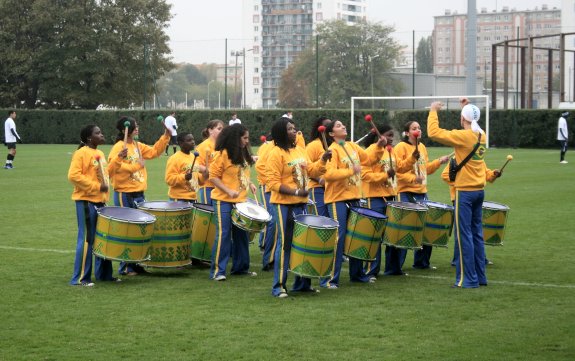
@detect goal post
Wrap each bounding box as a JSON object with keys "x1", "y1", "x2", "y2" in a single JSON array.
[{"x1": 350, "y1": 95, "x2": 490, "y2": 148}]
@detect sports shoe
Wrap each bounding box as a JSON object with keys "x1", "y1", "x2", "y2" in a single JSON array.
[
  {"x1": 111, "y1": 277, "x2": 122, "y2": 283},
  {"x1": 326, "y1": 284, "x2": 338, "y2": 289},
  {"x1": 368, "y1": 276, "x2": 377, "y2": 283},
  {"x1": 560, "y1": 160, "x2": 568, "y2": 164},
  {"x1": 81, "y1": 282, "x2": 95, "y2": 287},
  {"x1": 278, "y1": 292, "x2": 289, "y2": 298},
  {"x1": 214, "y1": 275, "x2": 226, "y2": 281},
  {"x1": 3, "y1": 164, "x2": 12, "y2": 169},
  {"x1": 247, "y1": 271, "x2": 257, "y2": 277}
]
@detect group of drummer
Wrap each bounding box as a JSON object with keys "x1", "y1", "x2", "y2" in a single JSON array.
[{"x1": 69, "y1": 100, "x2": 502, "y2": 292}]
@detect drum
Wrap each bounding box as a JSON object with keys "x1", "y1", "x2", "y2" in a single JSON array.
[
  {"x1": 190, "y1": 203, "x2": 216, "y2": 262},
  {"x1": 94, "y1": 207, "x2": 156, "y2": 262},
  {"x1": 482, "y1": 201, "x2": 510, "y2": 246},
  {"x1": 290, "y1": 214, "x2": 338, "y2": 278},
  {"x1": 421, "y1": 201, "x2": 454, "y2": 248},
  {"x1": 137, "y1": 201, "x2": 193, "y2": 268},
  {"x1": 231, "y1": 201, "x2": 271, "y2": 233},
  {"x1": 383, "y1": 202, "x2": 427, "y2": 249},
  {"x1": 344, "y1": 207, "x2": 387, "y2": 260}
]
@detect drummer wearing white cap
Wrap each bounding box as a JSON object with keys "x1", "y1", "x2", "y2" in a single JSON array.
[{"x1": 427, "y1": 101, "x2": 492, "y2": 289}]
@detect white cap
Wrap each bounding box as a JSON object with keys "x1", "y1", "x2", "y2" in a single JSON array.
[{"x1": 461, "y1": 104, "x2": 483, "y2": 133}]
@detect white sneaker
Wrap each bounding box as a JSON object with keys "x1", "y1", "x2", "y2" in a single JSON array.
[
  {"x1": 214, "y1": 275, "x2": 226, "y2": 281},
  {"x1": 560, "y1": 160, "x2": 568, "y2": 164},
  {"x1": 278, "y1": 292, "x2": 288, "y2": 298}
]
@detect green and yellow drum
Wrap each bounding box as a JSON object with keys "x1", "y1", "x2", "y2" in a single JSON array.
[
  {"x1": 482, "y1": 201, "x2": 510, "y2": 246},
  {"x1": 137, "y1": 201, "x2": 193, "y2": 268},
  {"x1": 94, "y1": 207, "x2": 155, "y2": 262},
  {"x1": 383, "y1": 202, "x2": 427, "y2": 249},
  {"x1": 290, "y1": 214, "x2": 338, "y2": 278},
  {"x1": 422, "y1": 201, "x2": 454, "y2": 248},
  {"x1": 344, "y1": 207, "x2": 387, "y2": 260},
  {"x1": 231, "y1": 201, "x2": 271, "y2": 233},
  {"x1": 190, "y1": 203, "x2": 216, "y2": 262}
]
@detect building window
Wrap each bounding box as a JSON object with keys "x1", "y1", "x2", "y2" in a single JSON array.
[
  {"x1": 253, "y1": 77, "x2": 260, "y2": 85},
  {"x1": 253, "y1": 15, "x2": 259, "y2": 23},
  {"x1": 253, "y1": 46, "x2": 260, "y2": 54},
  {"x1": 254, "y1": 67, "x2": 259, "y2": 73},
  {"x1": 317, "y1": 2, "x2": 322, "y2": 9},
  {"x1": 254, "y1": 88, "x2": 259, "y2": 94}
]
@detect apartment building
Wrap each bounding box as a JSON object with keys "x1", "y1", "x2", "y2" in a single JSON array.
[
  {"x1": 434, "y1": 4, "x2": 561, "y2": 94},
  {"x1": 242, "y1": 0, "x2": 368, "y2": 109}
]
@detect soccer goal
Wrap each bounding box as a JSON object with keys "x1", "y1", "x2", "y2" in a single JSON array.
[{"x1": 350, "y1": 95, "x2": 491, "y2": 148}]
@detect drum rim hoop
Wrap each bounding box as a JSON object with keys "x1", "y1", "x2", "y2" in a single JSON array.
[{"x1": 97, "y1": 206, "x2": 156, "y2": 223}]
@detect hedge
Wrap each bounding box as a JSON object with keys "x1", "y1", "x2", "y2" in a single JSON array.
[{"x1": 2, "y1": 108, "x2": 571, "y2": 148}]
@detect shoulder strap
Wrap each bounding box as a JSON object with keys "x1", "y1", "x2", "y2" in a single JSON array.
[{"x1": 455, "y1": 132, "x2": 482, "y2": 172}]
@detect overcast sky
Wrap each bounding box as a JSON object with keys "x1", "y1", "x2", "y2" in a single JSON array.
[{"x1": 165, "y1": 0, "x2": 562, "y2": 64}]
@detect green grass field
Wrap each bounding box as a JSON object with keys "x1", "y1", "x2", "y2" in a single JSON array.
[{"x1": 1, "y1": 144, "x2": 574, "y2": 360}]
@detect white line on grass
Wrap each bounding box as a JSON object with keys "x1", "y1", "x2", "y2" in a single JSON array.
[
  {"x1": 0, "y1": 245, "x2": 74, "y2": 254},
  {"x1": 2, "y1": 245, "x2": 573, "y2": 289}
]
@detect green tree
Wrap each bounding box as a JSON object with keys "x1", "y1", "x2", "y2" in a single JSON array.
[
  {"x1": 0, "y1": 0, "x2": 173, "y2": 109},
  {"x1": 279, "y1": 20, "x2": 403, "y2": 108},
  {"x1": 416, "y1": 36, "x2": 433, "y2": 73}
]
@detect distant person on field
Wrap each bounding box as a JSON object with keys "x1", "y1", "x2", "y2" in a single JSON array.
[
  {"x1": 229, "y1": 112, "x2": 241, "y2": 126},
  {"x1": 558, "y1": 112, "x2": 569, "y2": 164},
  {"x1": 282, "y1": 111, "x2": 293, "y2": 120},
  {"x1": 164, "y1": 111, "x2": 178, "y2": 155},
  {"x1": 4, "y1": 110, "x2": 22, "y2": 169}
]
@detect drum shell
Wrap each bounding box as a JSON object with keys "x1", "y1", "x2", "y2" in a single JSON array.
[
  {"x1": 482, "y1": 201, "x2": 510, "y2": 246},
  {"x1": 231, "y1": 202, "x2": 271, "y2": 233},
  {"x1": 383, "y1": 202, "x2": 427, "y2": 249},
  {"x1": 422, "y1": 201, "x2": 454, "y2": 247},
  {"x1": 137, "y1": 201, "x2": 193, "y2": 268},
  {"x1": 344, "y1": 207, "x2": 387, "y2": 260},
  {"x1": 290, "y1": 215, "x2": 338, "y2": 278},
  {"x1": 94, "y1": 207, "x2": 156, "y2": 262},
  {"x1": 190, "y1": 203, "x2": 216, "y2": 262}
]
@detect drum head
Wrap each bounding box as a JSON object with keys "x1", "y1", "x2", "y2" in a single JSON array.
[
  {"x1": 235, "y1": 202, "x2": 271, "y2": 221},
  {"x1": 98, "y1": 206, "x2": 156, "y2": 223},
  {"x1": 483, "y1": 201, "x2": 509, "y2": 211},
  {"x1": 350, "y1": 207, "x2": 387, "y2": 220},
  {"x1": 294, "y1": 214, "x2": 338, "y2": 228},
  {"x1": 137, "y1": 200, "x2": 192, "y2": 211},
  {"x1": 192, "y1": 203, "x2": 214, "y2": 213},
  {"x1": 388, "y1": 201, "x2": 428, "y2": 211},
  {"x1": 423, "y1": 201, "x2": 454, "y2": 210}
]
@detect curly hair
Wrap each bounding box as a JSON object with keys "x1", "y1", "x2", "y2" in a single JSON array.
[{"x1": 215, "y1": 124, "x2": 254, "y2": 166}]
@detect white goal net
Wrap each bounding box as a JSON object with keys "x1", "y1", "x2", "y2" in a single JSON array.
[{"x1": 350, "y1": 95, "x2": 490, "y2": 148}]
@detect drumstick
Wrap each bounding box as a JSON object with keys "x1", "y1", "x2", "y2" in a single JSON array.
[
  {"x1": 354, "y1": 128, "x2": 375, "y2": 144},
  {"x1": 385, "y1": 144, "x2": 394, "y2": 180},
  {"x1": 412, "y1": 130, "x2": 421, "y2": 177},
  {"x1": 500, "y1": 154, "x2": 513, "y2": 172},
  {"x1": 318, "y1": 125, "x2": 329, "y2": 151},
  {"x1": 94, "y1": 154, "x2": 108, "y2": 187},
  {"x1": 338, "y1": 140, "x2": 363, "y2": 197},
  {"x1": 188, "y1": 151, "x2": 200, "y2": 189},
  {"x1": 122, "y1": 120, "x2": 131, "y2": 150},
  {"x1": 133, "y1": 135, "x2": 143, "y2": 162},
  {"x1": 260, "y1": 135, "x2": 267, "y2": 144},
  {"x1": 364, "y1": 114, "x2": 382, "y2": 138}
]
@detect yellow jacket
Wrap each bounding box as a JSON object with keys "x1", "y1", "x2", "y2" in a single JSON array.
[
  {"x1": 196, "y1": 138, "x2": 216, "y2": 188},
  {"x1": 362, "y1": 143, "x2": 417, "y2": 198},
  {"x1": 68, "y1": 146, "x2": 109, "y2": 203},
  {"x1": 209, "y1": 149, "x2": 251, "y2": 203},
  {"x1": 107, "y1": 134, "x2": 170, "y2": 193},
  {"x1": 394, "y1": 141, "x2": 441, "y2": 194},
  {"x1": 165, "y1": 151, "x2": 200, "y2": 200},
  {"x1": 306, "y1": 138, "x2": 328, "y2": 189},
  {"x1": 427, "y1": 110, "x2": 487, "y2": 191},
  {"x1": 255, "y1": 141, "x2": 273, "y2": 186},
  {"x1": 265, "y1": 145, "x2": 326, "y2": 204}
]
